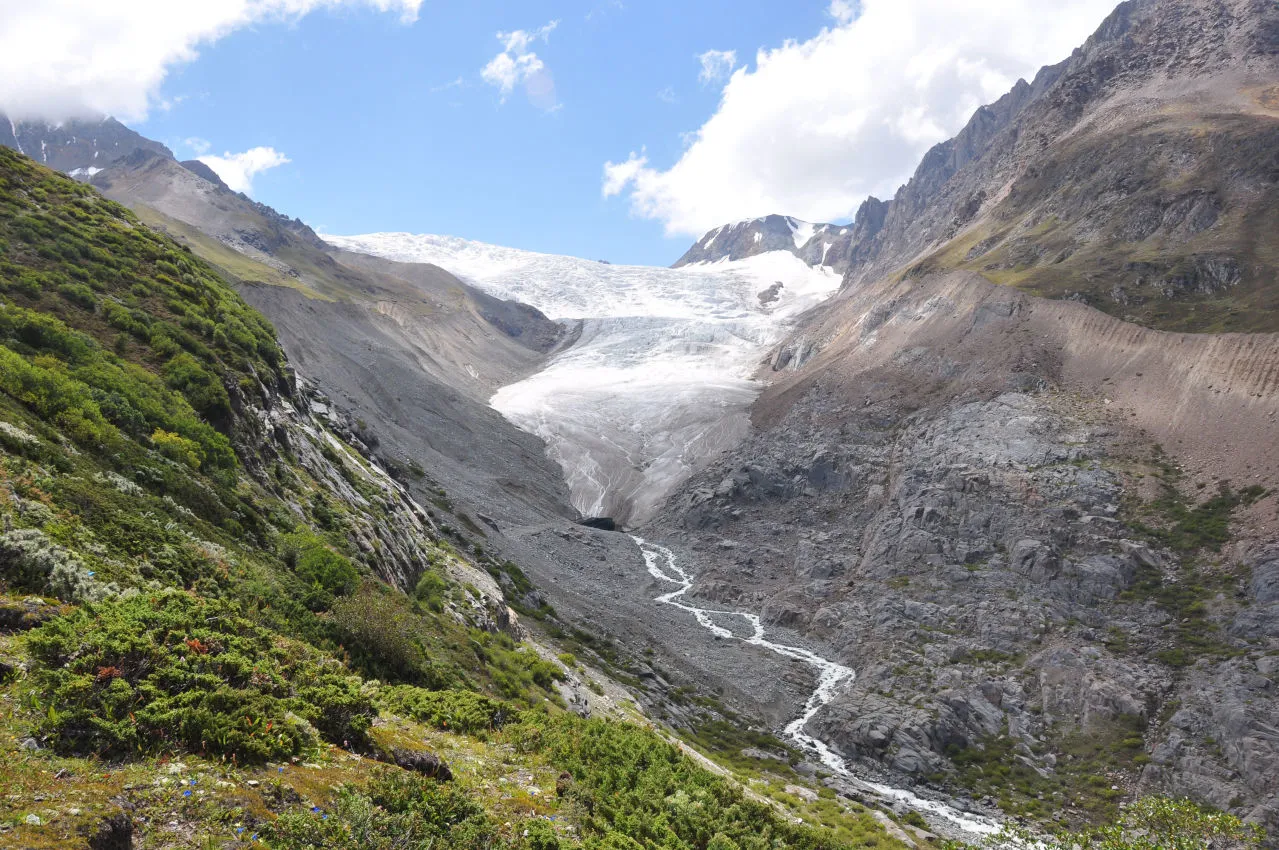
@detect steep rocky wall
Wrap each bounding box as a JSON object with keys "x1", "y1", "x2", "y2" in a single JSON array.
[
  {"x1": 828, "y1": 0, "x2": 1279, "y2": 332},
  {"x1": 651, "y1": 270, "x2": 1279, "y2": 834}
]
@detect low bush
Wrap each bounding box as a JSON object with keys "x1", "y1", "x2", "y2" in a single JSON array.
[
  {"x1": 1030, "y1": 796, "x2": 1261, "y2": 849},
  {"x1": 330, "y1": 584, "x2": 459, "y2": 688},
  {"x1": 25, "y1": 591, "x2": 374, "y2": 761},
  {"x1": 381, "y1": 686, "x2": 512, "y2": 735},
  {"x1": 0, "y1": 527, "x2": 118, "y2": 602},
  {"x1": 414, "y1": 569, "x2": 448, "y2": 612},
  {"x1": 472, "y1": 631, "x2": 565, "y2": 701},
  {"x1": 279, "y1": 530, "x2": 360, "y2": 610},
  {"x1": 504, "y1": 713, "x2": 844, "y2": 850},
  {"x1": 265, "y1": 770, "x2": 505, "y2": 850}
]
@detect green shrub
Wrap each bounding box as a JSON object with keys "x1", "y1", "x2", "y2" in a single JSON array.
[
  {"x1": 163, "y1": 352, "x2": 230, "y2": 421},
  {"x1": 414, "y1": 569, "x2": 448, "y2": 612},
  {"x1": 900, "y1": 811, "x2": 928, "y2": 830},
  {"x1": 330, "y1": 585, "x2": 458, "y2": 688},
  {"x1": 524, "y1": 819, "x2": 562, "y2": 850},
  {"x1": 279, "y1": 530, "x2": 360, "y2": 610},
  {"x1": 0, "y1": 527, "x2": 118, "y2": 602},
  {"x1": 265, "y1": 770, "x2": 506, "y2": 850},
  {"x1": 1034, "y1": 796, "x2": 1262, "y2": 849},
  {"x1": 152, "y1": 427, "x2": 205, "y2": 469},
  {"x1": 382, "y1": 687, "x2": 512, "y2": 735},
  {"x1": 57, "y1": 281, "x2": 97, "y2": 309},
  {"x1": 472, "y1": 631, "x2": 565, "y2": 701},
  {"x1": 26, "y1": 591, "x2": 374, "y2": 761},
  {"x1": 505, "y1": 713, "x2": 845, "y2": 850},
  {"x1": 296, "y1": 544, "x2": 359, "y2": 596}
]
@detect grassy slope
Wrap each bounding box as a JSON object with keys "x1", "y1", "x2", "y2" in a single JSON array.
[
  {"x1": 127, "y1": 203, "x2": 337, "y2": 303},
  {"x1": 0, "y1": 150, "x2": 912, "y2": 849}
]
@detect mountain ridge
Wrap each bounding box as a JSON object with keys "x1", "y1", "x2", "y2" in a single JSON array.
[
  {"x1": 679, "y1": 0, "x2": 1279, "y2": 334},
  {"x1": 646, "y1": 0, "x2": 1279, "y2": 837}
]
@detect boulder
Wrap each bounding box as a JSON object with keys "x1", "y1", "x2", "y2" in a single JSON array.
[{"x1": 392, "y1": 748, "x2": 453, "y2": 781}]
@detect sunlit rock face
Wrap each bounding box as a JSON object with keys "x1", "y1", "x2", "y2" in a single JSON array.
[{"x1": 324, "y1": 231, "x2": 840, "y2": 525}]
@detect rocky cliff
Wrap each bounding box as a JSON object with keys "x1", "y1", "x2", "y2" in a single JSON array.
[
  {"x1": 829, "y1": 0, "x2": 1279, "y2": 333},
  {"x1": 648, "y1": 0, "x2": 1279, "y2": 838},
  {"x1": 656, "y1": 267, "x2": 1279, "y2": 834}
]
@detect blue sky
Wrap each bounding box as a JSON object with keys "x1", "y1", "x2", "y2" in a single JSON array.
[
  {"x1": 130, "y1": 1, "x2": 840, "y2": 266},
  {"x1": 1, "y1": 0, "x2": 1121, "y2": 267}
]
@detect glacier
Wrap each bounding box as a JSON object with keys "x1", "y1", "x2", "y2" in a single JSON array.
[{"x1": 323, "y1": 231, "x2": 841, "y2": 525}]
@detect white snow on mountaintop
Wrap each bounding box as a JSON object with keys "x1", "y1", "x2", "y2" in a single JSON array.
[
  {"x1": 324, "y1": 230, "x2": 840, "y2": 524},
  {"x1": 788, "y1": 218, "x2": 816, "y2": 249},
  {"x1": 687, "y1": 214, "x2": 840, "y2": 254}
]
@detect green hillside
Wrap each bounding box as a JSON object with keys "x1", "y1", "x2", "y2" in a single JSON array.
[{"x1": 0, "y1": 149, "x2": 913, "y2": 849}]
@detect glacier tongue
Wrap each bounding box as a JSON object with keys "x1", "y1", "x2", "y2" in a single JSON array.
[{"x1": 323, "y1": 232, "x2": 840, "y2": 524}]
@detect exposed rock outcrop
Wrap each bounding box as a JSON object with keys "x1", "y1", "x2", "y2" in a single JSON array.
[{"x1": 654, "y1": 268, "x2": 1279, "y2": 834}]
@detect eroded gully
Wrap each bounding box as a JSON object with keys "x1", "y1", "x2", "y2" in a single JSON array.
[{"x1": 632, "y1": 536, "x2": 1005, "y2": 839}]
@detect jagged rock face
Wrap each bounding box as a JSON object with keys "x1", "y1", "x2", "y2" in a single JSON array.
[
  {"x1": 822, "y1": 0, "x2": 1279, "y2": 332},
  {"x1": 91, "y1": 149, "x2": 334, "y2": 258},
  {"x1": 0, "y1": 114, "x2": 171, "y2": 176},
  {"x1": 652, "y1": 267, "x2": 1279, "y2": 835},
  {"x1": 675, "y1": 215, "x2": 854, "y2": 272},
  {"x1": 666, "y1": 3, "x2": 1279, "y2": 822}
]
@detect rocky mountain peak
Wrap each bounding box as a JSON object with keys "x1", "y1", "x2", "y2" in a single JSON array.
[
  {"x1": 0, "y1": 113, "x2": 172, "y2": 177},
  {"x1": 674, "y1": 214, "x2": 859, "y2": 272}
]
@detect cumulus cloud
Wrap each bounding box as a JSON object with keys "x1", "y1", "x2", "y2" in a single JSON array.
[
  {"x1": 481, "y1": 21, "x2": 560, "y2": 110},
  {"x1": 198, "y1": 147, "x2": 291, "y2": 195},
  {"x1": 0, "y1": 1, "x2": 422, "y2": 123},
  {"x1": 604, "y1": 0, "x2": 1118, "y2": 238},
  {"x1": 697, "y1": 49, "x2": 738, "y2": 86}
]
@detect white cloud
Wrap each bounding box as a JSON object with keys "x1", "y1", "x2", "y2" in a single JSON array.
[
  {"x1": 602, "y1": 150, "x2": 648, "y2": 198},
  {"x1": 697, "y1": 49, "x2": 738, "y2": 86},
  {"x1": 827, "y1": 0, "x2": 858, "y2": 24},
  {"x1": 0, "y1": 0, "x2": 423, "y2": 122},
  {"x1": 604, "y1": 0, "x2": 1118, "y2": 238},
  {"x1": 197, "y1": 146, "x2": 290, "y2": 195},
  {"x1": 184, "y1": 137, "x2": 211, "y2": 156},
  {"x1": 657, "y1": 87, "x2": 678, "y2": 104},
  {"x1": 481, "y1": 21, "x2": 560, "y2": 110}
]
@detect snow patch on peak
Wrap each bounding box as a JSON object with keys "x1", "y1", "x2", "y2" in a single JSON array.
[
  {"x1": 787, "y1": 217, "x2": 816, "y2": 250},
  {"x1": 702, "y1": 224, "x2": 727, "y2": 250},
  {"x1": 68, "y1": 166, "x2": 103, "y2": 180}
]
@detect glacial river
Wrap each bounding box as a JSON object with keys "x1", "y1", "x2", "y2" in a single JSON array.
[{"x1": 633, "y1": 536, "x2": 1005, "y2": 840}]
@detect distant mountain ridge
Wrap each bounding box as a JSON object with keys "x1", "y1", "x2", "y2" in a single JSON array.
[
  {"x1": 0, "y1": 113, "x2": 172, "y2": 176},
  {"x1": 674, "y1": 214, "x2": 855, "y2": 272}
]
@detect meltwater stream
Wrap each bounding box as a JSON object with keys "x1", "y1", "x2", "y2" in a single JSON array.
[{"x1": 633, "y1": 536, "x2": 1005, "y2": 839}]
